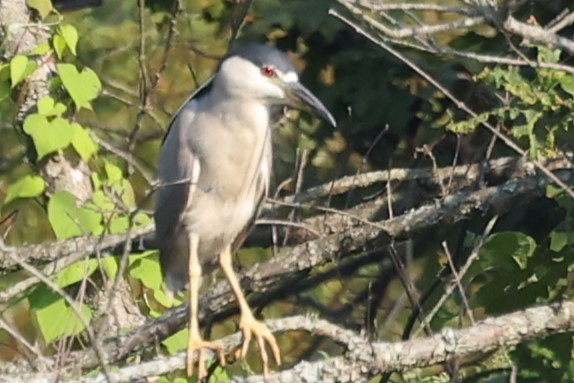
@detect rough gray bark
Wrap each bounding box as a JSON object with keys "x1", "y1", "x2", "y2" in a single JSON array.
[{"x1": 2, "y1": 300, "x2": 573, "y2": 382}]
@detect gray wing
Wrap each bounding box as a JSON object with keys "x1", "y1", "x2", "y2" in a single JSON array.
[{"x1": 154, "y1": 97, "x2": 202, "y2": 293}]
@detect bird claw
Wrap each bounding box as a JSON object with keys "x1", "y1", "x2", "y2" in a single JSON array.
[
  {"x1": 239, "y1": 314, "x2": 281, "y2": 376},
  {"x1": 186, "y1": 336, "x2": 225, "y2": 380}
]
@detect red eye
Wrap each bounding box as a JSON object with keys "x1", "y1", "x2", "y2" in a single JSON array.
[{"x1": 260, "y1": 66, "x2": 275, "y2": 77}]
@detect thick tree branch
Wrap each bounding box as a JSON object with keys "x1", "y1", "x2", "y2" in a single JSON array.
[
  {"x1": 0, "y1": 225, "x2": 153, "y2": 272},
  {"x1": 3, "y1": 300, "x2": 573, "y2": 382},
  {"x1": 503, "y1": 15, "x2": 574, "y2": 54},
  {"x1": 279, "y1": 156, "x2": 571, "y2": 205}
]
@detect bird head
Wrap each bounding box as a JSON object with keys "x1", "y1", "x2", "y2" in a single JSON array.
[{"x1": 215, "y1": 44, "x2": 336, "y2": 127}]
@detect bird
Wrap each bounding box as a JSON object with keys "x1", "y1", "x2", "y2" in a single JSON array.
[{"x1": 154, "y1": 43, "x2": 336, "y2": 379}]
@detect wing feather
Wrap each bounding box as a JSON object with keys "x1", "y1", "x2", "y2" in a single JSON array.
[{"x1": 154, "y1": 92, "x2": 204, "y2": 292}]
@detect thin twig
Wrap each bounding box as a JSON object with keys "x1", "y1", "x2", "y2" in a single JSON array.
[
  {"x1": 415, "y1": 216, "x2": 498, "y2": 337},
  {"x1": 442, "y1": 241, "x2": 475, "y2": 325}
]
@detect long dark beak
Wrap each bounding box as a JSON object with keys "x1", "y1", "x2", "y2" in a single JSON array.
[{"x1": 286, "y1": 82, "x2": 337, "y2": 127}]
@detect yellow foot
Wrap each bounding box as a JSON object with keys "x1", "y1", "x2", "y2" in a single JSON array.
[
  {"x1": 186, "y1": 336, "x2": 225, "y2": 379},
  {"x1": 239, "y1": 314, "x2": 281, "y2": 376}
]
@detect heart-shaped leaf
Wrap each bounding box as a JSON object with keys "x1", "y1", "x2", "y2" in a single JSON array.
[
  {"x1": 23, "y1": 114, "x2": 74, "y2": 159},
  {"x1": 57, "y1": 63, "x2": 102, "y2": 110},
  {"x1": 37, "y1": 96, "x2": 67, "y2": 117}
]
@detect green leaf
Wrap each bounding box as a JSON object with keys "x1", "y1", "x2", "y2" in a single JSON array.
[
  {"x1": 71, "y1": 123, "x2": 98, "y2": 160},
  {"x1": 104, "y1": 161, "x2": 123, "y2": 183},
  {"x1": 134, "y1": 212, "x2": 152, "y2": 226},
  {"x1": 37, "y1": 96, "x2": 67, "y2": 117},
  {"x1": 109, "y1": 216, "x2": 130, "y2": 233},
  {"x1": 4, "y1": 175, "x2": 45, "y2": 204},
  {"x1": 481, "y1": 232, "x2": 537, "y2": 270},
  {"x1": 448, "y1": 112, "x2": 488, "y2": 134},
  {"x1": 560, "y1": 75, "x2": 574, "y2": 96},
  {"x1": 100, "y1": 257, "x2": 118, "y2": 279},
  {"x1": 92, "y1": 189, "x2": 115, "y2": 211},
  {"x1": 550, "y1": 231, "x2": 567, "y2": 253},
  {"x1": 162, "y1": 328, "x2": 188, "y2": 354},
  {"x1": 10, "y1": 55, "x2": 28, "y2": 88},
  {"x1": 103, "y1": 160, "x2": 136, "y2": 207},
  {"x1": 30, "y1": 43, "x2": 51, "y2": 55},
  {"x1": 0, "y1": 83, "x2": 9, "y2": 102},
  {"x1": 52, "y1": 35, "x2": 66, "y2": 60},
  {"x1": 156, "y1": 377, "x2": 188, "y2": 383},
  {"x1": 129, "y1": 255, "x2": 162, "y2": 290},
  {"x1": 546, "y1": 185, "x2": 563, "y2": 199},
  {"x1": 153, "y1": 287, "x2": 179, "y2": 308},
  {"x1": 0, "y1": 63, "x2": 9, "y2": 100},
  {"x1": 57, "y1": 63, "x2": 102, "y2": 110},
  {"x1": 513, "y1": 110, "x2": 542, "y2": 141},
  {"x1": 23, "y1": 114, "x2": 74, "y2": 159},
  {"x1": 56, "y1": 259, "x2": 98, "y2": 287},
  {"x1": 37, "y1": 96, "x2": 55, "y2": 116},
  {"x1": 26, "y1": 0, "x2": 53, "y2": 19},
  {"x1": 211, "y1": 366, "x2": 231, "y2": 382},
  {"x1": 58, "y1": 25, "x2": 79, "y2": 56},
  {"x1": 47, "y1": 191, "x2": 103, "y2": 239},
  {"x1": 537, "y1": 46, "x2": 561, "y2": 64},
  {"x1": 46, "y1": 117, "x2": 74, "y2": 154},
  {"x1": 29, "y1": 286, "x2": 91, "y2": 343}
]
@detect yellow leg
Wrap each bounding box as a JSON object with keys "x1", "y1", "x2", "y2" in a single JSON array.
[
  {"x1": 187, "y1": 233, "x2": 225, "y2": 379},
  {"x1": 219, "y1": 245, "x2": 281, "y2": 376}
]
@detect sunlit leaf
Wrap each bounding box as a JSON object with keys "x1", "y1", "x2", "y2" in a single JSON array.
[
  {"x1": 560, "y1": 75, "x2": 574, "y2": 97},
  {"x1": 29, "y1": 286, "x2": 92, "y2": 343},
  {"x1": 10, "y1": 55, "x2": 28, "y2": 88},
  {"x1": 109, "y1": 216, "x2": 129, "y2": 233},
  {"x1": 23, "y1": 114, "x2": 74, "y2": 159},
  {"x1": 104, "y1": 160, "x2": 123, "y2": 183},
  {"x1": 537, "y1": 46, "x2": 561, "y2": 64},
  {"x1": 30, "y1": 43, "x2": 51, "y2": 55},
  {"x1": 134, "y1": 212, "x2": 152, "y2": 226},
  {"x1": 59, "y1": 25, "x2": 79, "y2": 56},
  {"x1": 57, "y1": 259, "x2": 98, "y2": 287},
  {"x1": 37, "y1": 96, "x2": 67, "y2": 117},
  {"x1": 57, "y1": 63, "x2": 102, "y2": 110},
  {"x1": 100, "y1": 257, "x2": 118, "y2": 279},
  {"x1": 47, "y1": 191, "x2": 103, "y2": 239},
  {"x1": 4, "y1": 175, "x2": 45, "y2": 204},
  {"x1": 129, "y1": 255, "x2": 162, "y2": 290},
  {"x1": 162, "y1": 328, "x2": 188, "y2": 354},
  {"x1": 26, "y1": 0, "x2": 53, "y2": 19},
  {"x1": 52, "y1": 35, "x2": 66, "y2": 59},
  {"x1": 71, "y1": 123, "x2": 98, "y2": 160}
]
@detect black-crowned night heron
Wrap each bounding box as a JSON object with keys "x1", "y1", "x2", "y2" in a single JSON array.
[{"x1": 154, "y1": 44, "x2": 336, "y2": 378}]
